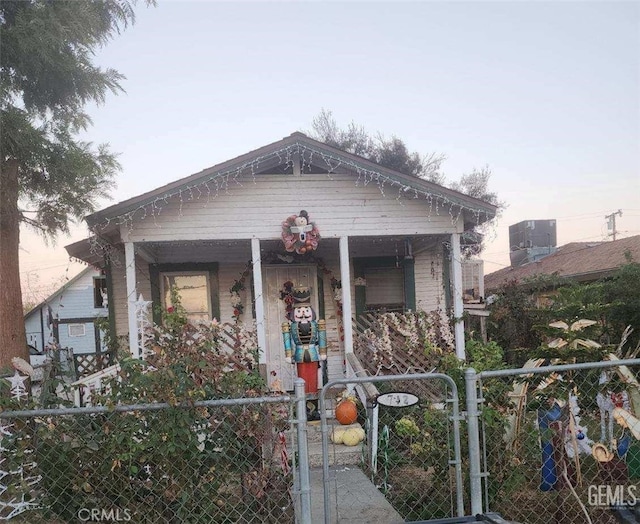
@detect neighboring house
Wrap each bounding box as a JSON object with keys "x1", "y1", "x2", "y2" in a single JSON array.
[
  {"x1": 24, "y1": 267, "x2": 109, "y2": 355},
  {"x1": 66, "y1": 132, "x2": 497, "y2": 390},
  {"x1": 484, "y1": 234, "x2": 640, "y2": 294}
]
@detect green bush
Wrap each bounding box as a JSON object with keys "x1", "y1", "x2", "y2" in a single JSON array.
[{"x1": 1, "y1": 303, "x2": 293, "y2": 523}]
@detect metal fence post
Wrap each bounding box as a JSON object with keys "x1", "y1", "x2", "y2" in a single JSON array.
[
  {"x1": 465, "y1": 367, "x2": 483, "y2": 516},
  {"x1": 294, "y1": 378, "x2": 312, "y2": 524}
]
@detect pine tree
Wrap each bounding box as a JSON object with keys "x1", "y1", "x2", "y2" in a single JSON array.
[{"x1": 0, "y1": 0, "x2": 151, "y2": 369}]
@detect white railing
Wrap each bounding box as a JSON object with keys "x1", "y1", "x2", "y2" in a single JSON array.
[{"x1": 71, "y1": 364, "x2": 120, "y2": 407}]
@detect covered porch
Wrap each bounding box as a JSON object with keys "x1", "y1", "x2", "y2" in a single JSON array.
[{"x1": 68, "y1": 232, "x2": 469, "y2": 391}]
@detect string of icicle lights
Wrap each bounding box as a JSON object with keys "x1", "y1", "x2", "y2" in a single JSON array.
[{"x1": 89, "y1": 141, "x2": 495, "y2": 235}]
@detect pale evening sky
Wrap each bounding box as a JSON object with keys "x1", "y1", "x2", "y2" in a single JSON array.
[{"x1": 19, "y1": 0, "x2": 640, "y2": 303}]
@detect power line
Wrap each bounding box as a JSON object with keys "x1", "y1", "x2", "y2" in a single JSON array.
[{"x1": 19, "y1": 262, "x2": 71, "y2": 275}]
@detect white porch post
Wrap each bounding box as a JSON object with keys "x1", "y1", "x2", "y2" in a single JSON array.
[
  {"x1": 251, "y1": 238, "x2": 267, "y2": 365},
  {"x1": 339, "y1": 236, "x2": 354, "y2": 355},
  {"x1": 450, "y1": 233, "x2": 466, "y2": 360},
  {"x1": 124, "y1": 241, "x2": 139, "y2": 359}
]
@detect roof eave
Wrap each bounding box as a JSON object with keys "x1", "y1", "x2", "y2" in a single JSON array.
[{"x1": 86, "y1": 132, "x2": 498, "y2": 228}]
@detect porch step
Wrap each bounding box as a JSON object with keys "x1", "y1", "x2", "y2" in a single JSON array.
[{"x1": 300, "y1": 419, "x2": 366, "y2": 468}]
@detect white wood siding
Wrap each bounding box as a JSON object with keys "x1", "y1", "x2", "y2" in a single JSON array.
[
  {"x1": 415, "y1": 248, "x2": 446, "y2": 312},
  {"x1": 318, "y1": 260, "x2": 345, "y2": 384},
  {"x1": 218, "y1": 263, "x2": 251, "y2": 323},
  {"x1": 111, "y1": 256, "x2": 152, "y2": 337},
  {"x1": 127, "y1": 174, "x2": 462, "y2": 242},
  {"x1": 111, "y1": 256, "x2": 258, "y2": 336}
]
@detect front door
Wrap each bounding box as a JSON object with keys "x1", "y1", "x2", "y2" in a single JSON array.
[{"x1": 263, "y1": 265, "x2": 318, "y2": 391}]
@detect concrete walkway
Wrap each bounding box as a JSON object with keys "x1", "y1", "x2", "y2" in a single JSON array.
[{"x1": 308, "y1": 466, "x2": 404, "y2": 524}]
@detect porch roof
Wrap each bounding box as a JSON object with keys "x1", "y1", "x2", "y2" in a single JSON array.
[
  {"x1": 65, "y1": 234, "x2": 447, "y2": 268},
  {"x1": 84, "y1": 132, "x2": 497, "y2": 231}
]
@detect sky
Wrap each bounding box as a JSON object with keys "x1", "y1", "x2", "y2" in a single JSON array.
[{"x1": 19, "y1": 0, "x2": 640, "y2": 303}]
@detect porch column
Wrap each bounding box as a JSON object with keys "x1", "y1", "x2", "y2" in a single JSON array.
[
  {"x1": 124, "y1": 241, "x2": 139, "y2": 359},
  {"x1": 450, "y1": 233, "x2": 466, "y2": 360},
  {"x1": 251, "y1": 238, "x2": 267, "y2": 365},
  {"x1": 339, "y1": 236, "x2": 354, "y2": 354}
]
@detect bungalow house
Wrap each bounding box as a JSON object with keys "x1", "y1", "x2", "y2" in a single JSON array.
[
  {"x1": 24, "y1": 266, "x2": 109, "y2": 356},
  {"x1": 484, "y1": 234, "x2": 640, "y2": 296},
  {"x1": 65, "y1": 132, "x2": 497, "y2": 391}
]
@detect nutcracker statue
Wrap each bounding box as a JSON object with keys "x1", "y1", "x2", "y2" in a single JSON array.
[{"x1": 282, "y1": 287, "x2": 327, "y2": 419}]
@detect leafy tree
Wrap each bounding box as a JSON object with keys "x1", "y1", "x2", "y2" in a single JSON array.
[
  {"x1": 309, "y1": 110, "x2": 503, "y2": 256},
  {"x1": 310, "y1": 109, "x2": 503, "y2": 206},
  {"x1": 0, "y1": 0, "x2": 152, "y2": 370},
  {"x1": 486, "y1": 277, "x2": 557, "y2": 365},
  {"x1": 487, "y1": 262, "x2": 640, "y2": 359},
  {"x1": 448, "y1": 165, "x2": 499, "y2": 209},
  {"x1": 310, "y1": 109, "x2": 446, "y2": 184},
  {"x1": 601, "y1": 261, "x2": 640, "y2": 350}
]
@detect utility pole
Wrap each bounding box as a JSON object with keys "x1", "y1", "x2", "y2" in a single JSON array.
[{"x1": 605, "y1": 209, "x2": 623, "y2": 241}]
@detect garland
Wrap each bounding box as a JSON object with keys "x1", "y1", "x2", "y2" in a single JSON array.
[
  {"x1": 230, "y1": 261, "x2": 253, "y2": 323},
  {"x1": 279, "y1": 280, "x2": 296, "y2": 319}
]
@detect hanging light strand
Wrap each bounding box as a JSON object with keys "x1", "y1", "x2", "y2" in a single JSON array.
[{"x1": 90, "y1": 142, "x2": 493, "y2": 239}]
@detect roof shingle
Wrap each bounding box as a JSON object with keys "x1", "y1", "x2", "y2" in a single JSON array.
[{"x1": 484, "y1": 235, "x2": 640, "y2": 291}]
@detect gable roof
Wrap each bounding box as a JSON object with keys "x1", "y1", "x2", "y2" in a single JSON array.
[
  {"x1": 24, "y1": 266, "x2": 99, "y2": 320},
  {"x1": 85, "y1": 132, "x2": 497, "y2": 230},
  {"x1": 484, "y1": 234, "x2": 640, "y2": 291}
]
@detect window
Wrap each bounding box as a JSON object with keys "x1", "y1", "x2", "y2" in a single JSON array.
[
  {"x1": 160, "y1": 272, "x2": 212, "y2": 323},
  {"x1": 93, "y1": 276, "x2": 108, "y2": 308},
  {"x1": 68, "y1": 324, "x2": 86, "y2": 337},
  {"x1": 364, "y1": 267, "x2": 405, "y2": 313},
  {"x1": 354, "y1": 255, "x2": 415, "y2": 320}
]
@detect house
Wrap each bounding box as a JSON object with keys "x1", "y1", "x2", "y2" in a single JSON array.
[
  {"x1": 484, "y1": 234, "x2": 640, "y2": 293},
  {"x1": 24, "y1": 266, "x2": 109, "y2": 355},
  {"x1": 65, "y1": 132, "x2": 497, "y2": 390}
]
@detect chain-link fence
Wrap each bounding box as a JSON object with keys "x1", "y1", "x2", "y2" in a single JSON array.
[
  {"x1": 0, "y1": 395, "x2": 296, "y2": 523},
  {"x1": 319, "y1": 373, "x2": 464, "y2": 524},
  {"x1": 4, "y1": 360, "x2": 640, "y2": 523},
  {"x1": 467, "y1": 359, "x2": 640, "y2": 524}
]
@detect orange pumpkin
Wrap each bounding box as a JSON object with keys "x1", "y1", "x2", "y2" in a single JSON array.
[{"x1": 335, "y1": 399, "x2": 358, "y2": 425}]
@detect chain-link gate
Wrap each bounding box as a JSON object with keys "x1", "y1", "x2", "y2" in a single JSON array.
[
  {"x1": 318, "y1": 373, "x2": 464, "y2": 524},
  {"x1": 466, "y1": 358, "x2": 640, "y2": 524},
  {"x1": 0, "y1": 394, "x2": 300, "y2": 523}
]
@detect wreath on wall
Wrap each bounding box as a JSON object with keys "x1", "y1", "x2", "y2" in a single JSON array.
[{"x1": 281, "y1": 210, "x2": 320, "y2": 255}]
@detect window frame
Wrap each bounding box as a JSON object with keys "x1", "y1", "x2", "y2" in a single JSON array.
[
  {"x1": 353, "y1": 256, "x2": 416, "y2": 320},
  {"x1": 68, "y1": 323, "x2": 86, "y2": 337},
  {"x1": 149, "y1": 263, "x2": 220, "y2": 325},
  {"x1": 362, "y1": 266, "x2": 406, "y2": 313},
  {"x1": 159, "y1": 270, "x2": 213, "y2": 323},
  {"x1": 93, "y1": 276, "x2": 108, "y2": 308}
]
